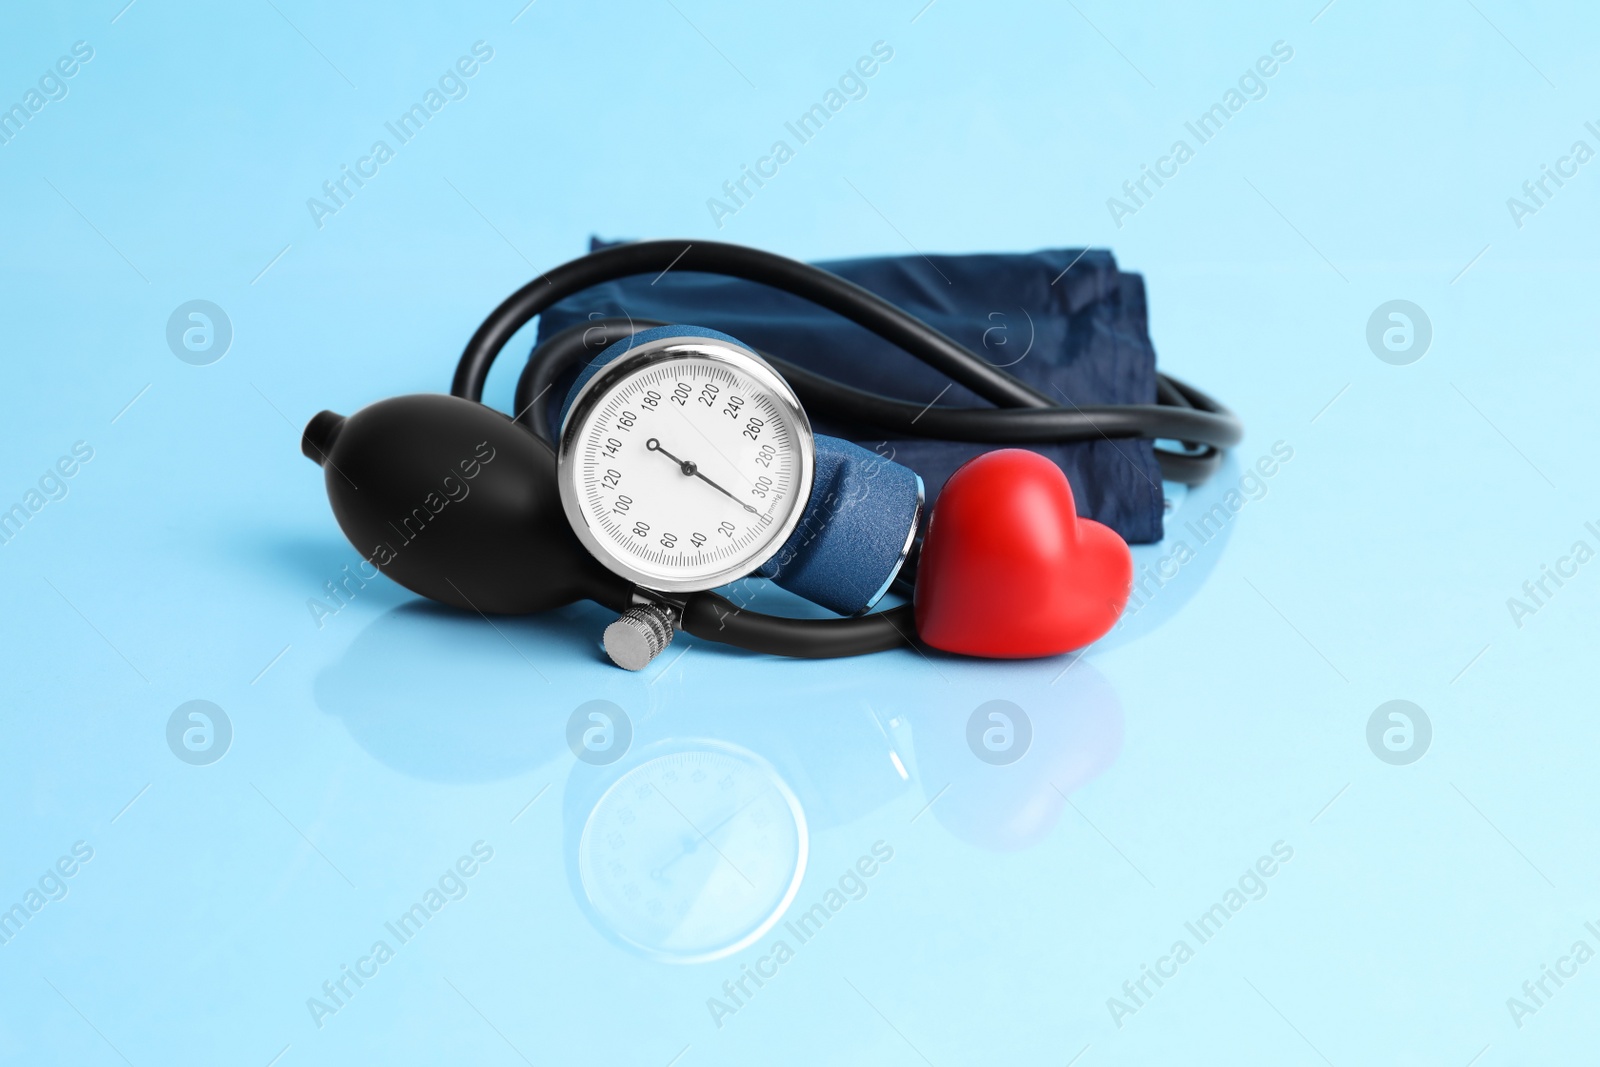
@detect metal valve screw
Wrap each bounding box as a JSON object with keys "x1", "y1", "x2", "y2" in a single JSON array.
[{"x1": 603, "y1": 603, "x2": 675, "y2": 671}]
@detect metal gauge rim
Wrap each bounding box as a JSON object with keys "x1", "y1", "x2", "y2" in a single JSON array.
[{"x1": 556, "y1": 335, "x2": 817, "y2": 593}]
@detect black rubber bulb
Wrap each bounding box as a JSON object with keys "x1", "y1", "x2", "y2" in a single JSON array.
[{"x1": 301, "y1": 393, "x2": 633, "y2": 616}]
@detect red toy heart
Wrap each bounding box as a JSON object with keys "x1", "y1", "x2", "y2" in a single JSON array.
[{"x1": 914, "y1": 449, "x2": 1133, "y2": 658}]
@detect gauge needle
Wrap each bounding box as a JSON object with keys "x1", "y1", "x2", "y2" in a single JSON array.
[
  {"x1": 645, "y1": 438, "x2": 757, "y2": 513},
  {"x1": 649, "y1": 793, "x2": 768, "y2": 881}
]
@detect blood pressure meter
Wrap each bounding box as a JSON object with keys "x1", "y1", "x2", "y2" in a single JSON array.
[
  {"x1": 557, "y1": 331, "x2": 816, "y2": 594},
  {"x1": 299, "y1": 240, "x2": 1243, "y2": 668},
  {"x1": 555, "y1": 325, "x2": 922, "y2": 670}
]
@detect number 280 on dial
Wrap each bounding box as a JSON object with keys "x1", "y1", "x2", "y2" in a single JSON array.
[{"x1": 556, "y1": 334, "x2": 817, "y2": 593}]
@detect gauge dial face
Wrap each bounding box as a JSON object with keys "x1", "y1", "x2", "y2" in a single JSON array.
[
  {"x1": 558, "y1": 339, "x2": 815, "y2": 592},
  {"x1": 577, "y1": 745, "x2": 808, "y2": 963}
]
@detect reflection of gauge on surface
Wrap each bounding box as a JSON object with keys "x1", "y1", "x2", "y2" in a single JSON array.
[{"x1": 576, "y1": 742, "x2": 807, "y2": 964}]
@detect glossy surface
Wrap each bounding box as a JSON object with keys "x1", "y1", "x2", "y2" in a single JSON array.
[{"x1": 2, "y1": 2, "x2": 1598, "y2": 1065}]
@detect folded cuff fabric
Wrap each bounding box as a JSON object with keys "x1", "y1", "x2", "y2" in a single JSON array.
[{"x1": 534, "y1": 238, "x2": 1166, "y2": 544}]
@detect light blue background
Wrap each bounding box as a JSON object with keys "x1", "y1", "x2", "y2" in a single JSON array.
[{"x1": 2, "y1": 1, "x2": 1596, "y2": 1064}]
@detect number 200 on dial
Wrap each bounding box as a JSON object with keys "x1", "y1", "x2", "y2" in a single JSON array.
[{"x1": 556, "y1": 337, "x2": 816, "y2": 593}]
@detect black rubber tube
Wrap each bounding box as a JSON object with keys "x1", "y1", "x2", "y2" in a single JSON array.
[
  {"x1": 516, "y1": 317, "x2": 1240, "y2": 482},
  {"x1": 681, "y1": 594, "x2": 915, "y2": 658},
  {"x1": 513, "y1": 318, "x2": 641, "y2": 441},
  {"x1": 453, "y1": 240, "x2": 1055, "y2": 410}
]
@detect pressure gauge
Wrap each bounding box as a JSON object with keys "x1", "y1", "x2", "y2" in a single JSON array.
[{"x1": 557, "y1": 331, "x2": 816, "y2": 594}]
